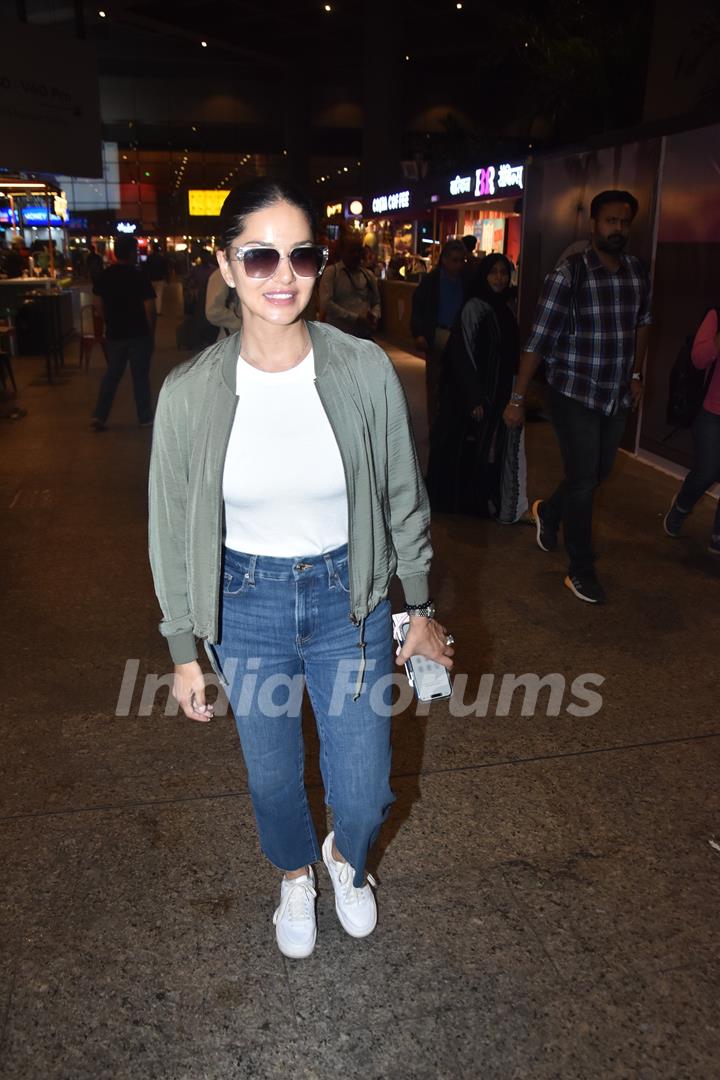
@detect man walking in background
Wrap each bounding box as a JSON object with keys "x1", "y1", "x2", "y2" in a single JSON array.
[
  {"x1": 319, "y1": 233, "x2": 381, "y2": 339},
  {"x1": 411, "y1": 238, "x2": 469, "y2": 426},
  {"x1": 504, "y1": 190, "x2": 652, "y2": 603},
  {"x1": 90, "y1": 235, "x2": 156, "y2": 432}
]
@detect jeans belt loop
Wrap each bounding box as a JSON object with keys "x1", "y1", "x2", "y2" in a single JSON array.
[
  {"x1": 245, "y1": 554, "x2": 257, "y2": 586},
  {"x1": 322, "y1": 551, "x2": 335, "y2": 586}
]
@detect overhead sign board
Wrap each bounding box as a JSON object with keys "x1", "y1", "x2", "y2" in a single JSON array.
[
  {"x1": 188, "y1": 190, "x2": 230, "y2": 217},
  {"x1": 370, "y1": 189, "x2": 411, "y2": 215},
  {"x1": 446, "y1": 162, "x2": 524, "y2": 201}
]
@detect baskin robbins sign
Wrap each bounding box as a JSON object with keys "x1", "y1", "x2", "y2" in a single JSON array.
[{"x1": 446, "y1": 162, "x2": 524, "y2": 201}]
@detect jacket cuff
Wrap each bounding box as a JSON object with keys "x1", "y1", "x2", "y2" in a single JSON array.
[
  {"x1": 400, "y1": 573, "x2": 431, "y2": 606},
  {"x1": 166, "y1": 631, "x2": 198, "y2": 665}
]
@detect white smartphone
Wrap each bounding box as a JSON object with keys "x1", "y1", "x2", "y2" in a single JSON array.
[{"x1": 392, "y1": 612, "x2": 453, "y2": 702}]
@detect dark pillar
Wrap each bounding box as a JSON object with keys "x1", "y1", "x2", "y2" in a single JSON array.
[{"x1": 362, "y1": 0, "x2": 401, "y2": 194}]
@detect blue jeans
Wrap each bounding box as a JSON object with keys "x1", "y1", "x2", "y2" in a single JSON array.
[
  {"x1": 676, "y1": 408, "x2": 720, "y2": 534},
  {"x1": 93, "y1": 336, "x2": 154, "y2": 425},
  {"x1": 212, "y1": 544, "x2": 395, "y2": 886}
]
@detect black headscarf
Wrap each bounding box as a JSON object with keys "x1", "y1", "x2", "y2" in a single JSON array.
[{"x1": 469, "y1": 253, "x2": 519, "y2": 373}]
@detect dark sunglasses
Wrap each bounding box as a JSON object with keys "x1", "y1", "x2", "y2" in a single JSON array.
[{"x1": 230, "y1": 244, "x2": 329, "y2": 279}]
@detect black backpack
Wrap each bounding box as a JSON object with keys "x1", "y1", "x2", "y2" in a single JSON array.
[{"x1": 666, "y1": 308, "x2": 718, "y2": 430}]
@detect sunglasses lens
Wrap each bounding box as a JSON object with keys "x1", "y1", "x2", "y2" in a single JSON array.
[
  {"x1": 289, "y1": 246, "x2": 325, "y2": 277},
  {"x1": 242, "y1": 248, "x2": 281, "y2": 278}
]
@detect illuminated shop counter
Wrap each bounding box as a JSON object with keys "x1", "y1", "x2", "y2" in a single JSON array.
[{"x1": 378, "y1": 278, "x2": 418, "y2": 350}]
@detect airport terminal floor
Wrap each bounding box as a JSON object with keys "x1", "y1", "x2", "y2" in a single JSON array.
[{"x1": 1, "y1": 286, "x2": 718, "y2": 1079}]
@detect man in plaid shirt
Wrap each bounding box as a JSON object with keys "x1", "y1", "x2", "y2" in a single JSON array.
[{"x1": 504, "y1": 190, "x2": 652, "y2": 603}]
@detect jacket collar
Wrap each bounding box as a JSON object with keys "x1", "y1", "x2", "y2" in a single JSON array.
[{"x1": 220, "y1": 319, "x2": 330, "y2": 393}]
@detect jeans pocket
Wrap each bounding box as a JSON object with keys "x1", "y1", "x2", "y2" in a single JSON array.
[
  {"x1": 223, "y1": 569, "x2": 248, "y2": 596},
  {"x1": 333, "y1": 559, "x2": 351, "y2": 594}
]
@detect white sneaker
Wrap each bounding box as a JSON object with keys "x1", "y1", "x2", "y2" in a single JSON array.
[
  {"x1": 273, "y1": 867, "x2": 317, "y2": 959},
  {"x1": 321, "y1": 832, "x2": 377, "y2": 938}
]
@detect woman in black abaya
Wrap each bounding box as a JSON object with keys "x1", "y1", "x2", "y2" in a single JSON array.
[{"x1": 426, "y1": 253, "x2": 528, "y2": 521}]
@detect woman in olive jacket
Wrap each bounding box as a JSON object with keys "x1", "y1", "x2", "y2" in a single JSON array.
[{"x1": 149, "y1": 178, "x2": 454, "y2": 960}]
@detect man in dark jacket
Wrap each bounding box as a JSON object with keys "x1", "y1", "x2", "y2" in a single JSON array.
[{"x1": 411, "y1": 239, "x2": 469, "y2": 425}]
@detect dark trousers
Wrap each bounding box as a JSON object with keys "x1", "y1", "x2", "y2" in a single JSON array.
[
  {"x1": 543, "y1": 386, "x2": 629, "y2": 576},
  {"x1": 676, "y1": 408, "x2": 720, "y2": 534},
  {"x1": 425, "y1": 328, "x2": 451, "y2": 428},
  {"x1": 93, "y1": 336, "x2": 153, "y2": 425}
]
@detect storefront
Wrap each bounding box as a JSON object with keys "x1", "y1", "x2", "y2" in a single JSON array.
[
  {"x1": 428, "y1": 160, "x2": 525, "y2": 267},
  {"x1": 362, "y1": 185, "x2": 432, "y2": 280},
  {"x1": 0, "y1": 179, "x2": 71, "y2": 276}
]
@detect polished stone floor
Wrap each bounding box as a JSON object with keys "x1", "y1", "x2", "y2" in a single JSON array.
[{"x1": 1, "y1": 288, "x2": 718, "y2": 1079}]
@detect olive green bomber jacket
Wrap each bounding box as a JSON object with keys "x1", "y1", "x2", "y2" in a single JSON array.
[{"x1": 148, "y1": 320, "x2": 433, "y2": 665}]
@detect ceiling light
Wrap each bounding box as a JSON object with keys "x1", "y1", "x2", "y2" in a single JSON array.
[
  {"x1": 405, "y1": 54, "x2": 410, "y2": 61},
  {"x1": 343, "y1": 167, "x2": 348, "y2": 172},
  {"x1": 98, "y1": 10, "x2": 106, "y2": 16},
  {"x1": 456, "y1": 2, "x2": 462, "y2": 8},
  {"x1": 324, "y1": 4, "x2": 332, "y2": 10},
  {"x1": 201, "y1": 40, "x2": 208, "y2": 48},
  {"x1": 1, "y1": 181, "x2": 47, "y2": 189}
]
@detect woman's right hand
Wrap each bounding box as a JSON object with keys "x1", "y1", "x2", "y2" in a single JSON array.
[{"x1": 174, "y1": 661, "x2": 215, "y2": 722}]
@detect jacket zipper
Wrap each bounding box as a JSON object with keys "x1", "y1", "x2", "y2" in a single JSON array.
[{"x1": 314, "y1": 377, "x2": 359, "y2": 624}]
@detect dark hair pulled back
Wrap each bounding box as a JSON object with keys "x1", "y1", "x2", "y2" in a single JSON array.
[{"x1": 219, "y1": 177, "x2": 317, "y2": 249}]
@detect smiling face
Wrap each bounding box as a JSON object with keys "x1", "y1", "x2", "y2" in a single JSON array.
[{"x1": 217, "y1": 200, "x2": 318, "y2": 326}]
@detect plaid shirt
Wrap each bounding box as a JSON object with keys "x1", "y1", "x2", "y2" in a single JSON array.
[{"x1": 524, "y1": 246, "x2": 652, "y2": 414}]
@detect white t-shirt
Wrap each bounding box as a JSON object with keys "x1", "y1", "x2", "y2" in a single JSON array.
[{"x1": 222, "y1": 349, "x2": 349, "y2": 556}]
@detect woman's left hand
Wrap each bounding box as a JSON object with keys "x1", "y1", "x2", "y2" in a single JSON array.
[
  {"x1": 503, "y1": 401, "x2": 524, "y2": 428},
  {"x1": 396, "y1": 616, "x2": 455, "y2": 671}
]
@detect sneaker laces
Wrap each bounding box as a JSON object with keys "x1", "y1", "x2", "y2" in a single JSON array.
[
  {"x1": 277, "y1": 875, "x2": 317, "y2": 924},
  {"x1": 336, "y1": 859, "x2": 376, "y2": 905}
]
